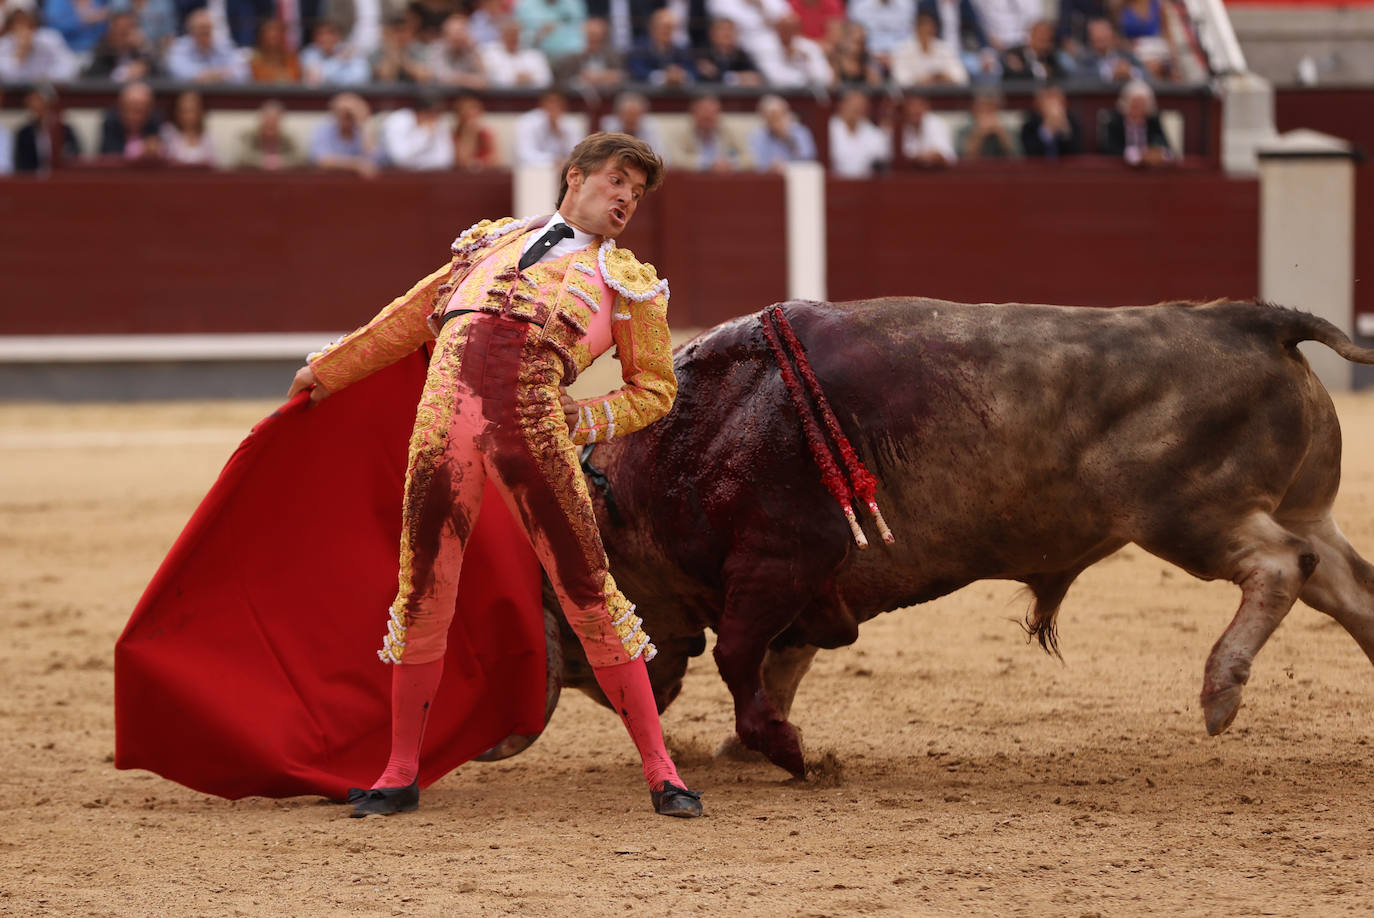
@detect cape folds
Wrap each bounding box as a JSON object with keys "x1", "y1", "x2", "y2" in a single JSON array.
[{"x1": 113, "y1": 350, "x2": 548, "y2": 800}]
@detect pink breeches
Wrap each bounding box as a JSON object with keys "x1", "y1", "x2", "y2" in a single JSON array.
[{"x1": 382, "y1": 313, "x2": 652, "y2": 668}]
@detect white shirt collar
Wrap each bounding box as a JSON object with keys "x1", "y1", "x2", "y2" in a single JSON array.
[{"x1": 520, "y1": 211, "x2": 598, "y2": 265}]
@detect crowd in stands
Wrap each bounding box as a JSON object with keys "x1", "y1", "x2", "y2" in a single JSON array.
[
  {"x1": 0, "y1": 0, "x2": 1199, "y2": 90},
  {"x1": 0, "y1": 0, "x2": 1194, "y2": 174}
]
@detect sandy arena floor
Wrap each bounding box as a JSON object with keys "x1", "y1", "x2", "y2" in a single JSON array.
[{"x1": 2, "y1": 388, "x2": 1373, "y2": 918}]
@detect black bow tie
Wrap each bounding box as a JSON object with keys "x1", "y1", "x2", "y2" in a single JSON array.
[{"x1": 518, "y1": 223, "x2": 575, "y2": 271}]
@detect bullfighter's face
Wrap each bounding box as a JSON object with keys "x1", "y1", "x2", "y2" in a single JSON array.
[{"x1": 560, "y1": 159, "x2": 646, "y2": 239}]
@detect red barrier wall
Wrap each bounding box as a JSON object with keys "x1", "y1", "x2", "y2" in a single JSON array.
[
  {"x1": 1, "y1": 166, "x2": 1262, "y2": 337},
  {"x1": 826, "y1": 168, "x2": 1259, "y2": 307},
  {"x1": 0, "y1": 170, "x2": 784, "y2": 334}
]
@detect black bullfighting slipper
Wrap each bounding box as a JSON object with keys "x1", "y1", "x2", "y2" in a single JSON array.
[
  {"x1": 650, "y1": 782, "x2": 703, "y2": 818},
  {"x1": 349, "y1": 780, "x2": 419, "y2": 817}
]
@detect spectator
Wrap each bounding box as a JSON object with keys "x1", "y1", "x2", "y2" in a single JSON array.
[
  {"x1": 427, "y1": 12, "x2": 487, "y2": 86},
  {"x1": 316, "y1": 0, "x2": 391, "y2": 57},
  {"x1": 1102, "y1": 78, "x2": 1173, "y2": 166},
  {"x1": 83, "y1": 10, "x2": 158, "y2": 80},
  {"x1": 557, "y1": 15, "x2": 624, "y2": 88},
  {"x1": 707, "y1": 0, "x2": 790, "y2": 59},
  {"x1": 1056, "y1": 0, "x2": 1107, "y2": 54},
  {"x1": 828, "y1": 20, "x2": 883, "y2": 87},
  {"x1": 160, "y1": 89, "x2": 218, "y2": 166},
  {"x1": 126, "y1": 0, "x2": 176, "y2": 54},
  {"x1": 599, "y1": 90, "x2": 666, "y2": 153},
  {"x1": 409, "y1": 0, "x2": 455, "y2": 40},
  {"x1": 957, "y1": 89, "x2": 1016, "y2": 158},
  {"x1": 452, "y1": 90, "x2": 499, "y2": 168},
  {"x1": 0, "y1": 91, "x2": 9, "y2": 175},
  {"x1": 847, "y1": 0, "x2": 914, "y2": 63},
  {"x1": 301, "y1": 19, "x2": 370, "y2": 83},
  {"x1": 381, "y1": 87, "x2": 454, "y2": 169},
  {"x1": 890, "y1": 9, "x2": 967, "y2": 86},
  {"x1": 514, "y1": 0, "x2": 586, "y2": 65},
  {"x1": 694, "y1": 16, "x2": 760, "y2": 86},
  {"x1": 755, "y1": 12, "x2": 831, "y2": 87},
  {"x1": 788, "y1": 0, "x2": 841, "y2": 45},
  {"x1": 1002, "y1": 19, "x2": 1070, "y2": 82},
  {"x1": 828, "y1": 88, "x2": 888, "y2": 178},
  {"x1": 970, "y1": 0, "x2": 1039, "y2": 55},
  {"x1": 749, "y1": 92, "x2": 815, "y2": 171},
  {"x1": 236, "y1": 99, "x2": 304, "y2": 169},
  {"x1": 1075, "y1": 17, "x2": 1141, "y2": 82},
  {"x1": 918, "y1": 0, "x2": 997, "y2": 81},
  {"x1": 0, "y1": 9, "x2": 79, "y2": 81},
  {"x1": 98, "y1": 79, "x2": 162, "y2": 160},
  {"x1": 221, "y1": 0, "x2": 270, "y2": 48},
  {"x1": 370, "y1": 12, "x2": 432, "y2": 82},
  {"x1": 250, "y1": 18, "x2": 303, "y2": 81},
  {"x1": 510, "y1": 87, "x2": 579, "y2": 165},
  {"x1": 897, "y1": 92, "x2": 955, "y2": 167},
  {"x1": 42, "y1": 0, "x2": 109, "y2": 53},
  {"x1": 309, "y1": 91, "x2": 378, "y2": 175},
  {"x1": 468, "y1": 0, "x2": 504, "y2": 45},
  {"x1": 672, "y1": 92, "x2": 747, "y2": 170},
  {"x1": 481, "y1": 16, "x2": 553, "y2": 86},
  {"x1": 13, "y1": 86, "x2": 81, "y2": 173},
  {"x1": 1118, "y1": 0, "x2": 1172, "y2": 80},
  {"x1": 1019, "y1": 83, "x2": 1080, "y2": 158},
  {"x1": 627, "y1": 7, "x2": 696, "y2": 85},
  {"x1": 166, "y1": 9, "x2": 249, "y2": 83}
]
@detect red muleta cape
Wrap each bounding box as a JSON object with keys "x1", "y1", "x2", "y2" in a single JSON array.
[{"x1": 114, "y1": 350, "x2": 547, "y2": 800}]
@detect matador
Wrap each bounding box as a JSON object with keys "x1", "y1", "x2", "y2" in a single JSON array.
[{"x1": 288, "y1": 133, "x2": 701, "y2": 818}]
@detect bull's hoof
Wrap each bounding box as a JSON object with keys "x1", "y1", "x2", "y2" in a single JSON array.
[
  {"x1": 1201, "y1": 684, "x2": 1244, "y2": 736},
  {"x1": 758, "y1": 719, "x2": 807, "y2": 779},
  {"x1": 714, "y1": 734, "x2": 766, "y2": 763}
]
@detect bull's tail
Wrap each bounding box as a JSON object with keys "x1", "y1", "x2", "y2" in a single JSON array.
[{"x1": 1253, "y1": 301, "x2": 1374, "y2": 365}]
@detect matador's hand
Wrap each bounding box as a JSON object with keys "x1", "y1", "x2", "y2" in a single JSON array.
[
  {"x1": 288, "y1": 365, "x2": 332, "y2": 404},
  {"x1": 559, "y1": 389, "x2": 578, "y2": 433}
]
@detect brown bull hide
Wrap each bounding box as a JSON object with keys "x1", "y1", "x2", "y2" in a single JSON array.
[{"x1": 552, "y1": 298, "x2": 1374, "y2": 777}]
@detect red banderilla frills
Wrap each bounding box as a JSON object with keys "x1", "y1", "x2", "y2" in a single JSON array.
[{"x1": 760, "y1": 304, "x2": 895, "y2": 549}]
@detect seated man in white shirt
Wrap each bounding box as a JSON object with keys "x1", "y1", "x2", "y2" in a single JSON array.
[
  {"x1": 481, "y1": 17, "x2": 553, "y2": 87},
  {"x1": 166, "y1": 9, "x2": 248, "y2": 83},
  {"x1": 828, "y1": 89, "x2": 889, "y2": 179},
  {"x1": 897, "y1": 93, "x2": 955, "y2": 167},
  {"x1": 381, "y1": 89, "x2": 456, "y2": 170},
  {"x1": 598, "y1": 91, "x2": 666, "y2": 155},
  {"x1": 754, "y1": 13, "x2": 833, "y2": 88},
  {"x1": 890, "y1": 10, "x2": 968, "y2": 87},
  {"x1": 511, "y1": 88, "x2": 582, "y2": 166},
  {"x1": 707, "y1": 0, "x2": 791, "y2": 59}
]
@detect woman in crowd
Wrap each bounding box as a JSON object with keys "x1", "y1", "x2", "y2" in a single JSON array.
[
  {"x1": 250, "y1": 18, "x2": 303, "y2": 83},
  {"x1": 160, "y1": 90, "x2": 219, "y2": 167}
]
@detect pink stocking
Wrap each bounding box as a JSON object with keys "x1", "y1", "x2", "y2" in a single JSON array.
[
  {"x1": 373, "y1": 659, "x2": 444, "y2": 789},
  {"x1": 593, "y1": 658, "x2": 685, "y2": 790}
]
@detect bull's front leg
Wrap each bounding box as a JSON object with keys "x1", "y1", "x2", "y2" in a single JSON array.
[
  {"x1": 717, "y1": 645, "x2": 819, "y2": 762},
  {"x1": 713, "y1": 561, "x2": 810, "y2": 778}
]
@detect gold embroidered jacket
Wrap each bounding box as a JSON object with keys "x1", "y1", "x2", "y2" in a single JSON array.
[{"x1": 308, "y1": 216, "x2": 676, "y2": 446}]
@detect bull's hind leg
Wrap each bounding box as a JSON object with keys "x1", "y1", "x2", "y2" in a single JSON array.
[
  {"x1": 1155, "y1": 513, "x2": 1320, "y2": 735},
  {"x1": 1293, "y1": 515, "x2": 1374, "y2": 662}
]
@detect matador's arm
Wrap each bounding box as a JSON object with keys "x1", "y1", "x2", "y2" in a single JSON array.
[
  {"x1": 306, "y1": 264, "x2": 447, "y2": 394},
  {"x1": 569, "y1": 278, "x2": 676, "y2": 446}
]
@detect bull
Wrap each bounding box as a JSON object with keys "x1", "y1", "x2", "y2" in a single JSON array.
[{"x1": 540, "y1": 298, "x2": 1374, "y2": 778}]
